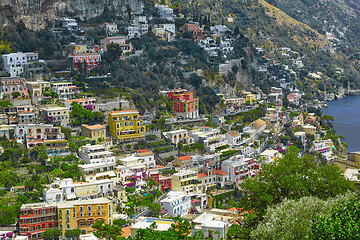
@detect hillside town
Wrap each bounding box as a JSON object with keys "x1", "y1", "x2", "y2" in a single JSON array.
[{"x1": 0, "y1": 1, "x2": 358, "y2": 240}]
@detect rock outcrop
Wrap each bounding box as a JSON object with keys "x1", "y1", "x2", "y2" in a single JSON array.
[{"x1": 0, "y1": 0, "x2": 144, "y2": 30}]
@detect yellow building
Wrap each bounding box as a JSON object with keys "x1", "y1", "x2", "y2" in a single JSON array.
[
  {"x1": 108, "y1": 110, "x2": 146, "y2": 142},
  {"x1": 303, "y1": 124, "x2": 316, "y2": 135},
  {"x1": 57, "y1": 198, "x2": 113, "y2": 235},
  {"x1": 245, "y1": 93, "x2": 257, "y2": 104},
  {"x1": 171, "y1": 169, "x2": 202, "y2": 195}
]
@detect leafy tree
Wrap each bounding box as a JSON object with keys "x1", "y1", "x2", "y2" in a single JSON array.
[
  {"x1": 309, "y1": 197, "x2": 360, "y2": 239},
  {"x1": 70, "y1": 102, "x2": 104, "y2": 126},
  {"x1": 251, "y1": 192, "x2": 356, "y2": 240},
  {"x1": 65, "y1": 229, "x2": 81, "y2": 240},
  {"x1": 239, "y1": 146, "x2": 355, "y2": 216},
  {"x1": 104, "y1": 42, "x2": 123, "y2": 62},
  {"x1": 0, "y1": 100, "x2": 12, "y2": 113},
  {"x1": 148, "y1": 203, "x2": 161, "y2": 217},
  {"x1": 113, "y1": 218, "x2": 127, "y2": 227},
  {"x1": 0, "y1": 204, "x2": 18, "y2": 225},
  {"x1": 43, "y1": 229, "x2": 62, "y2": 240},
  {"x1": 92, "y1": 220, "x2": 125, "y2": 240}
]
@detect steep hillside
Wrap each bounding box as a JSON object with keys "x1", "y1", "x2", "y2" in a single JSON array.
[
  {"x1": 264, "y1": 0, "x2": 360, "y2": 49},
  {"x1": 0, "y1": 0, "x2": 144, "y2": 30},
  {"x1": 179, "y1": 0, "x2": 328, "y2": 54}
]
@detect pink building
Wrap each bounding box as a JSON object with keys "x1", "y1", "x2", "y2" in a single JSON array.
[
  {"x1": 0, "y1": 77, "x2": 29, "y2": 99},
  {"x1": 100, "y1": 36, "x2": 133, "y2": 56},
  {"x1": 70, "y1": 52, "x2": 101, "y2": 74}
]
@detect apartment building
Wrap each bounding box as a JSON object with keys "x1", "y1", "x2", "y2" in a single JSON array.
[
  {"x1": 171, "y1": 169, "x2": 202, "y2": 196},
  {"x1": 15, "y1": 124, "x2": 66, "y2": 149},
  {"x1": 70, "y1": 52, "x2": 101, "y2": 74},
  {"x1": 108, "y1": 110, "x2": 146, "y2": 142},
  {"x1": 26, "y1": 81, "x2": 51, "y2": 98},
  {"x1": 18, "y1": 110, "x2": 37, "y2": 124},
  {"x1": 0, "y1": 77, "x2": 29, "y2": 99},
  {"x1": 164, "y1": 129, "x2": 194, "y2": 145},
  {"x1": 19, "y1": 203, "x2": 57, "y2": 240},
  {"x1": 150, "y1": 167, "x2": 172, "y2": 192},
  {"x1": 2, "y1": 52, "x2": 38, "y2": 77},
  {"x1": 79, "y1": 144, "x2": 116, "y2": 164},
  {"x1": 58, "y1": 198, "x2": 112, "y2": 235},
  {"x1": 50, "y1": 82, "x2": 78, "y2": 100},
  {"x1": 190, "y1": 127, "x2": 229, "y2": 152},
  {"x1": 43, "y1": 178, "x2": 114, "y2": 203},
  {"x1": 221, "y1": 155, "x2": 259, "y2": 188},
  {"x1": 78, "y1": 162, "x2": 117, "y2": 182},
  {"x1": 167, "y1": 89, "x2": 199, "y2": 119},
  {"x1": 160, "y1": 191, "x2": 191, "y2": 217},
  {"x1": 40, "y1": 107, "x2": 70, "y2": 126}
]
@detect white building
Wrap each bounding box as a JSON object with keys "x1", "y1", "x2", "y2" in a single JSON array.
[
  {"x1": 313, "y1": 139, "x2": 334, "y2": 161},
  {"x1": 51, "y1": 82, "x2": 78, "y2": 100},
  {"x1": 243, "y1": 119, "x2": 267, "y2": 141},
  {"x1": 133, "y1": 16, "x2": 148, "y2": 35},
  {"x1": 42, "y1": 178, "x2": 114, "y2": 202},
  {"x1": 156, "y1": 5, "x2": 174, "y2": 21},
  {"x1": 226, "y1": 131, "x2": 243, "y2": 146},
  {"x1": 62, "y1": 18, "x2": 79, "y2": 32},
  {"x1": 259, "y1": 149, "x2": 280, "y2": 163},
  {"x1": 127, "y1": 25, "x2": 140, "y2": 38},
  {"x1": 160, "y1": 191, "x2": 191, "y2": 217},
  {"x1": 190, "y1": 127, "x2": 229, "y2": 152},
  {"x1": 79, "y1": 144, "x2": 116, "y2": 164},
  {"x1": 2, "y1": 52, "x2": 38, "y2": 77},
  {"x1": 192, "y1": 212, "x2": 232, "y2": 239},
  {"x1": 15, "y1": 124, "x2": 66, "y2": 149},
  {"x1": 164, "y1": 129, "x2": 194, "y2": 145},
  {"x1": 221, "y1": 155, "x2": 259, "y2": 188}
]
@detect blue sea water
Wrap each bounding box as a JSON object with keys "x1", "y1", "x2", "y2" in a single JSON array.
[{"x1": 323, "y1": 95, "x2": 360, "y2": 152}]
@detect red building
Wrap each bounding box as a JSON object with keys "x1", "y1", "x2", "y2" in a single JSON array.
[
  {"x1": 19, "y1": 203, "x2": 58, "y2": 240},
  {"x1": 180, "y1": 23, "x2": 204, "y2": 41},
  {"x1": 70, "y1": 52, "x2": 101, "y2": 74},
  {"x1": 150, "y1": 167, "x2": 172, "y2": 192},
  {"x1": 167, "y1": 89, "x2": 199, "y2": 119}
]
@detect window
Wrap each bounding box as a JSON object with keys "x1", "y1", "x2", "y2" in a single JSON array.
[
  {"x1": 66, "y1": 209, "x2": 70, "y2": 215},
  {"x1": 88, "y1": 206, "x2": 91, "y2": 211},
  {"x1": 98, "y1": 211, "x2": 100, "y2": 216},
  {"x1": 80, "y1": 206, "x2": 83, "y2": 211}
]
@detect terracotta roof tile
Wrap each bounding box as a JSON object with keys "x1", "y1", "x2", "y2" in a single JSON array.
[{"x1": 178, "y1": 155, "x2": 192, "y2": 161}]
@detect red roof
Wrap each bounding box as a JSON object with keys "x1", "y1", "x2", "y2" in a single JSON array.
[
  {"x1": 212, "y1": 170, "x2": 228, "y2": 176},
  {"x1": 137, "y1": 149, "x2": 149, "y2": 153},
  {"x1": 198, "y1": 173, "x2": 207, "y2": 178},
  {"x1": 178, "y1": 155, "x2": 192, "y2": 161}
]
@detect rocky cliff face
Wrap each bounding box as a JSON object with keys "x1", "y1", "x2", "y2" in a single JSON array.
[{"x1": 0, "y1": 0, "x2": 144, "y2": 30}]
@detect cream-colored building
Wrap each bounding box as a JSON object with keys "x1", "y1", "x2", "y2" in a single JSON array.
[
  {"x1": 40, "y1": 107, "x2": 70, "y2": 126},
  {"x1": 81, "y1": 124, "x2": 106, "y2": 140},
  {"x1": 171, "y1": 169, "x2": 202, "y2": 195}
]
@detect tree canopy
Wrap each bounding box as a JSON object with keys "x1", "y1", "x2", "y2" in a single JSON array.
[
  {"x1": 239, "y1": 146, "x2": 355, "y2": 215},
  {"x1": 309, "y1": 197, "x2": 360, "y2": 239}
]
